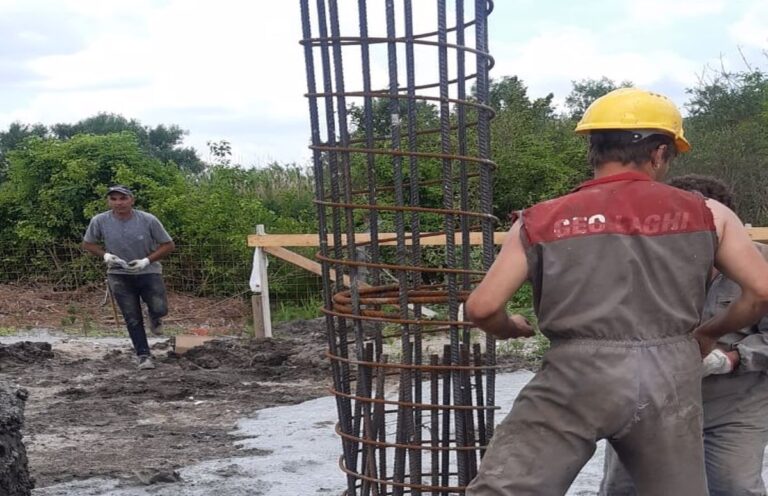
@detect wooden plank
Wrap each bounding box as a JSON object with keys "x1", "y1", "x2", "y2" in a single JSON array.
[
  {"x1": 263, "y1": 246, "x2": 437, "y2": 316},
  {"x1": 173, "y1": 335, "x2": 217, "y2": 355},
  {"x1": 748, "y1": 227, "x2": 768, "y2": 243},
  {"x1": 263, "y1": 246, "x2": 371, "y2": 288},
  {"x1": 249, "y1": 232, "x2": 505, "y2": 247},
  {"x1": 249, "y1": 228, "x2": 768, "y2": 247}
]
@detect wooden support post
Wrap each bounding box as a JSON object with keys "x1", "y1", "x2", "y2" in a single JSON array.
[
  {"x1": 251, "y1": 293, "x2": 265, "y2": 338},
  {"x1": 249, "y1": 225, "x2": 272, "y2": 338}
]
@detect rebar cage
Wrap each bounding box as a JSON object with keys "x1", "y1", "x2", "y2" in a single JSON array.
[{"x1": 300, "y1": 1, "x2": 497, "y2": 493}]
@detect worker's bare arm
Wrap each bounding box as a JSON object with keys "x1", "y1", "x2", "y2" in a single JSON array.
[
  {"x1": 693, "y1": 199, "x2": 768, "y2": 355},
  {"x1": 82, "y1": 241, "x2": 106, "y2": 258},
  {"x1": 465, "y1": 220, "x2": 533, "y2": 339},
  {"x1": 148, "y1": 241, "x2": 175, "y2": 263}
]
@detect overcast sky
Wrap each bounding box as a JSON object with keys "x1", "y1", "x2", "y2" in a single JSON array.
[{"x1": 1, "y1": 0, "x2": 766, "y2": 167}]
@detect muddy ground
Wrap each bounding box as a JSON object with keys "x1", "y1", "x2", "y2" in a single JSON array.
[
  {"x1": 0, "y1": 282, "x2": 249, "y2": 333},
  {"x1": 0, "y1": 319, "x2": 332, "y2": 490},
  {"x1": 0, "y1": 283, "x2": 536, "y2": 493}
]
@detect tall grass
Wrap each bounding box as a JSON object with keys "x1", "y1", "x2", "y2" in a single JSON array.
[{"x1": 271, "y1": 297, "x2": 323, "y2": 323}]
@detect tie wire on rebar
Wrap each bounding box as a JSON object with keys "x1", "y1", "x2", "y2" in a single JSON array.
[{"x1": 300, "y1": 1, "x2": 497, "y2": 493}]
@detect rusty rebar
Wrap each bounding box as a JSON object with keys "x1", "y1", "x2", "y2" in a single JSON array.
[{"x1": 301, "y1": 1, "x2": 496, "y2": 493}]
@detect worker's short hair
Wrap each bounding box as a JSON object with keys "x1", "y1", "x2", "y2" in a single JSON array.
[
  {"x1": 667, "y1": 174, "x2": 734, "y2": 209},
  {"x1": 587, "y1": 131, "x2": 677, "y2": 169}
]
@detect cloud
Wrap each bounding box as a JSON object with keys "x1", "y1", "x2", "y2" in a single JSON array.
[
  {"x1": 2, "y1": 0, "x2": 477, "y2": 165},
  {"x1": 0, "y1": 0, "x2": 318, "y2": 164},
  {"x1": 491, "y1": 25, "x2": 700, "y2": 108},
  {"x1": 626, "y1": 0, "x2": 725, "y2": 22},
  {"x1": 728, "y1": 2, "x2": 768, "y2": 47},
  {"x1": 1, "y1": 0, "x2": 766, "y2": 165}
]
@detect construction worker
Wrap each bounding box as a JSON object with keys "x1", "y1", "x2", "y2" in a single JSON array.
[
  {"x1": 599, "y1": 174, "x2": 768, "y2": 496},
  {"x1": 463, "y1": 88, "x2": 768, "y2": 495},
  {"x1": 82, "y1": 185, "x2": 175, "y2": 370}
]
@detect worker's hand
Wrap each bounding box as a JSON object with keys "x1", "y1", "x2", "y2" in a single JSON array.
[
  {"x1": 701, "y1": 349, "x2": 736, "y2": 377},
  {"x1": 103, "y1": 253, "x2": 128, "y2": 268},
  {"x1": 127, "y1": 258, "x2": 150, "y2": 272},
  {"x1": 501, "y1": 314, "x2": 535, "y2": 339},
  {"x1": 692, "y1": 330, "x2": 717, "y2": 358}
]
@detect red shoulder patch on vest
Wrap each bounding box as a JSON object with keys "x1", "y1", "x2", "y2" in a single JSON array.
[{"x1": 523, "y1": 180, "x2": 715, "y2": 244}]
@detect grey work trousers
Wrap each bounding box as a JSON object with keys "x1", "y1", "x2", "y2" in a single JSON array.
[
  {"x1": 466, "y1": 335, "x2": 707, "y2": 496},
  {"x1": 600, "y1": 372, "x2": 768, "y2": 496}
]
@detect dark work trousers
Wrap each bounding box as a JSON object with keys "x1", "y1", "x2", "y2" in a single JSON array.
[
  {"x1": 108, "y1": 273, "x2": 168, "y2": 357},
  {"x1": 600, "y1": 372, "x2": 768, "y2": 496}
]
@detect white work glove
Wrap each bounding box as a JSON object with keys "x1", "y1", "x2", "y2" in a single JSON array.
[
  {"x1": 127, "y1": 258, "x2": 151, "y2": 272},
  {"x1": 103, "y1": 253, "x2": 128, "y2": 268},
  {"x1": 702, "y1": 349, "x2": 734, "y2": 377}
]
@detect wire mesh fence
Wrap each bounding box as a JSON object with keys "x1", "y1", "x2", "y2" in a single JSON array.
[{"x1": 0, "y1": 241, "x2": 326, "y2": 332}]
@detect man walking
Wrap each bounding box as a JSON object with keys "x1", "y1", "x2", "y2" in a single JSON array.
[
  {"x1": 83, "y1": 185, "x2": 175, "y2": 370},
  {"x1": 600, "y1": 174, "x2": 768, "y2": 496},
  {"x1": 464, "y1": 88, "x2": 768, "y2": 495}
]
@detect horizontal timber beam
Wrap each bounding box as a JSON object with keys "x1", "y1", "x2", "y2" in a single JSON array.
[{"x1": 248, "y1": 228, "x2": 768, "y2": 247}]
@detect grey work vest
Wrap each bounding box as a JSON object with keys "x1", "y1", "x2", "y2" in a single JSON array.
[{"x1": 522, "y1": 171, "x2": 717, "y2": 341}]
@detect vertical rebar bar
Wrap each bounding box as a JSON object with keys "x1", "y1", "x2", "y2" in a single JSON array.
[
  {"x1": 299, "y1": 2, "x2": 355, "y2": 493},
  {"x1": 430, "y1": 354, "x2": 440, "y2": 495},
  {"x1": 474, "y1": 0, "x2": 497, "y2": 442},
  {"x1": 300, "y1": 1, "x2": 497, "y2": 493}
]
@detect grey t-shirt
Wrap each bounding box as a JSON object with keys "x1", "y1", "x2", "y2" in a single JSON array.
[{"x1": 83, "y1": 209, "x2": 173, "y2": 275}]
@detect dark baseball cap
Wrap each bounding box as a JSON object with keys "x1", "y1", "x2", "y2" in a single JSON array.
[{"x1": 105, "y1": 185, "x2": 134, "y2": 197}]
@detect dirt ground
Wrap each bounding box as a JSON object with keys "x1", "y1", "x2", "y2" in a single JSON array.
[
  {"x1": 0, "y1": 282, "x2": 333, "y2": 490},
  {"x1": 0, "y1": 282, "x2": 250, "y2": 333},
  {"x1": 0, "y1": 283, "x2": 535, "y2": 493},
  {"x1": 0, "y1": 318, "x2": 331, "y2": 491}
]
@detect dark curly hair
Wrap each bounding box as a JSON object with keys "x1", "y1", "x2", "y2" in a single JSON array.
[{"x1": 666, "y1": 174, "x2": 734, "y2": 209}]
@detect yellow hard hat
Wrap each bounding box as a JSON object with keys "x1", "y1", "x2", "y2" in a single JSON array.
[{"x1": 575, "y1": 88, "x2": 690, "y2": 153}]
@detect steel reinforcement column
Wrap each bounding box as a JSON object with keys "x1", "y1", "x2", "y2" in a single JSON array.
[{"x1": 300, "y1": 1, "x2": 497, "y2": 493}]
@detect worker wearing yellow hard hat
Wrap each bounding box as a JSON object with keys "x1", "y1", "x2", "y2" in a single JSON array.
[
  {"x1": 466, "y1": 87, "x2": 768, "y2": 495},
  {"x1": 575, "y1": 87, "x2": 691, "y2": 153}
]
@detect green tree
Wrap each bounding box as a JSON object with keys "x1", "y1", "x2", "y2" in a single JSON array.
[
  {"x1": 207, "y1": 139, "x2": 232, "y2": 166},
  {"x1": 675, "y1": 68, "x2": 768, "y2": 225},
  {"x1": 565, "y1": 77, "x2": 633, "y2": 120},
  {"x1": 159, "y1": 165, "x2": 317, "y2": 296},
  {"x1": 347, "y1": 96, "x2": 446, "y2": 232},
  {"x1": 490, "y1": 76, "x2": 555, "y2": 119},
  {"x1": 0, "y1": 132, "x2": 181, "y2": 244},
  {"x1": 0, "y1": 132, "x2": 186, "y2": 286},
  {"x1": 0, "y1": 122, "x2": 48, "y2": 183},
  {"x1": 490, "y1": 77, "x2": 587, "y2": 219},
  {"x1": 50, "y1": 113, "x2": 205, "y2": 173}
]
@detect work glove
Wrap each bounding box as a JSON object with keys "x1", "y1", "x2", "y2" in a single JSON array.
[
  {"x1": 103, "y1": 253, "x2": 128, "y2": 268},
  {"x1": 127, "y1": 258, "x2": 151, "y2": 272},
  {"x1": 702, "y1": 349, "x2": 734, "y2": 377}
]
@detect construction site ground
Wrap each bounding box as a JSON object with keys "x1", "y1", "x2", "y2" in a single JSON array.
[
  {"x1": 0, "y1": 283, "x2": 540, "y2": 494},
  {"x1": 0, "y1": 282, "x2": 331, "y2": 492}
]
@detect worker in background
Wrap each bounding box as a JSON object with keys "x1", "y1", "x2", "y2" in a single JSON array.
[
  {"x1": 82, "y1": 185, "x2": 175, "y2": 370},
  {"x1": 464, "y1": 88, "x2": 768, "y2": 495},
  {"x1": 600, "y1": 174, "x2": 768, "y2": 496}
]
